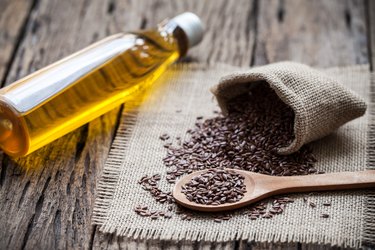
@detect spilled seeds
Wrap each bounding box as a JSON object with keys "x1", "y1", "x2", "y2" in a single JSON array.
[{"x1": 135, "y1": 84, "x2": 325, "y2": 221}]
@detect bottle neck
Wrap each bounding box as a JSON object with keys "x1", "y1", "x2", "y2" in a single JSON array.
[{"x1": 159, "y1": 20, "x2": 189, "y2": 57}]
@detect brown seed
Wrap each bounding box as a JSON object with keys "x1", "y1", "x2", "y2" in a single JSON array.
[
  {"x1": 164, "y1": 212, "x2": 172, "y2": 218},
  {"x1": 323, "y1": 202, "x2": 331, "y2": 206},
  {"x1": 262, "y1": 213, "x2": 273, "y2": 219},
  {"x1": 321, "y1": 214, "x2": 329, "y2": 218},
  {"x1": 309, "y1": 202, "x2": 316, "y2": 208},
  {"x1": 144, "y1": 211, "x2": 152, "y2": 217}
]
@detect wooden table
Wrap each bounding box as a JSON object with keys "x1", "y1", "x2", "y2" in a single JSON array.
[{"x1": 0, "y1": 0, "x2": 374, "y2": 249}]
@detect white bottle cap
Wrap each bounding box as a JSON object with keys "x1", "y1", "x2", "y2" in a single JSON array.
[{"x1": 170, "y1": 12, "x2": 204, "y2": 48}]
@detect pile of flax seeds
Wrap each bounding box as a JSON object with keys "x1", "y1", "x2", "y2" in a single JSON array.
[{"x1": 135, "y1": 84, "x2": 331, "y2": 222}]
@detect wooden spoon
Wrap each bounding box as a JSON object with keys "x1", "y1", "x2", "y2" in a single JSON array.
[{"x1": 172, "y1": 169, "x2": 375, "y2": 212}]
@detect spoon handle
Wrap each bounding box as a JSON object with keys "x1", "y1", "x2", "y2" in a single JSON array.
[{"x1": 270, "y1": 170, "x2": 375, "y2": 193}]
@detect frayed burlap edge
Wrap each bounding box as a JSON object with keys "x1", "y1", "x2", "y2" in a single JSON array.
[
  {"x1": 92, "y1": 110, "x2": 139, "y2": 225},
  {"x1": 363, "y1": 72, "x2": 375, "y2": 248},
  {"x1": 92, "y1": 63, "x2": 374, "y2": 248}
]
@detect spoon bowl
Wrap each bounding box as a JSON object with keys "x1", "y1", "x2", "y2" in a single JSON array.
[{"x1": 173, "y1": 168, "x2": 375, "y2": 212}]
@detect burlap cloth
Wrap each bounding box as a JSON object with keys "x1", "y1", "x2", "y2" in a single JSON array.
[{"x1": 93, "y1": 63, "x2": 375, "y2": 248}]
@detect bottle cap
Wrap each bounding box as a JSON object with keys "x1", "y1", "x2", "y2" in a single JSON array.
[{"x1": 170, "y1": 12, "x2": 204, "y2": 48}]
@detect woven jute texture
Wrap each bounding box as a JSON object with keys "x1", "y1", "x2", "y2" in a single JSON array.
[
  {"x1": 93, "y1": 63, "x2": 375, "y2": 248},
  {"x1": 211, "y1": 62, "x2": 367, "y2": 155}
]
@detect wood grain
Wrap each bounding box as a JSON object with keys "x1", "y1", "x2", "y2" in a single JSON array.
[
  {"x1": 367, "y1": 0, "x2": 375, "y2": 71},
  {"x1": 0, "y1": 0, "x2": 33, "y2": 84},
  {"x1": 254, "y1": 0, "x2": 368, "y2": 66},
  {"x1": 0, "y1": 0, "x2": 370, "y2": 249}
]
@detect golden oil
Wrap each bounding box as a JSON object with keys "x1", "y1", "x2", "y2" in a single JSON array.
[{"x1": 0, "y1": 13, "x2": 203, "y2": 156}]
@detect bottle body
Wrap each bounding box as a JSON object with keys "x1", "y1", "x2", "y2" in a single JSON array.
[{"x1": 0, "y1": 26, "x2": 183, "y2": 156}]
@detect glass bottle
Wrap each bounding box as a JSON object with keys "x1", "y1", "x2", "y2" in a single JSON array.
[{"x1": 0, "y1": 12, "x2": 204, "y2": 157}]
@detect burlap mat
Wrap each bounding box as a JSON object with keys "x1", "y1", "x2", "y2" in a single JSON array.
[{"x1": 93, "y1": 63, "x2": 375, "y2": 248}]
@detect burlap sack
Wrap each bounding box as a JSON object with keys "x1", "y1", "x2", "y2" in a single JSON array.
[{"x1": 211, "y1": 62, "x2": 367, "y2": 155}]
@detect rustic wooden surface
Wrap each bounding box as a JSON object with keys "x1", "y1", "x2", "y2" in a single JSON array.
[{"x1": 0, "y1": 0, "x2": 372, "y2": 249}]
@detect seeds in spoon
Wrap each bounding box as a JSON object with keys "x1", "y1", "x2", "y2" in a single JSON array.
[{"x1": 181, "y1": 168, "x2": 246, "y2": 205}]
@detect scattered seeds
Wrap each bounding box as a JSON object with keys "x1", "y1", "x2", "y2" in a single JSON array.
[
  {"x1": 136, "y1": 84, "x2": 320, "y2": 222},
  {"x1": 138, "y1": 174, "x2": 174, "y2": 204},
  {"x1": 159, "y1": 133, "x2": 170, "y2": 141},
  {"x1": 162, "y1": 85, "x2": 316, "y2": 185}
]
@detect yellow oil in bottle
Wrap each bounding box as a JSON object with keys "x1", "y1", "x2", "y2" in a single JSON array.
[{"x1": 0, "y1": 13, "x2": 203, "y2": 156}]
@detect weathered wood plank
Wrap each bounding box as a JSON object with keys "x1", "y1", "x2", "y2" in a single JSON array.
[
  {"x1": 367, "y1": 0, "x2": 375, "y2": 71},
  {"x1": 254, "y1": 0, "x2": 368, "y2": 67},
  {"x1": 0, "y1": 0, "x2": 33, "y2": 83}
]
